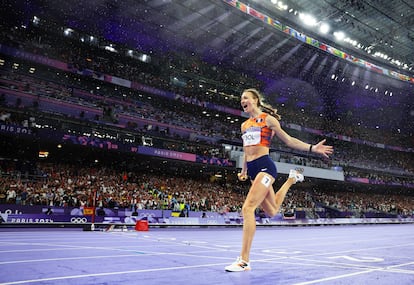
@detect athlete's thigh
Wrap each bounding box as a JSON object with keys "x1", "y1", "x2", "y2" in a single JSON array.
[{"x1": 244, "y1": 172, "x2": 275, "y2": 208}]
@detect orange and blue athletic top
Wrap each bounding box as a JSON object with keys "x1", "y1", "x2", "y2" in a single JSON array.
[{"x1": 241, "y1": 113, "x2": 272, "y2": 148}]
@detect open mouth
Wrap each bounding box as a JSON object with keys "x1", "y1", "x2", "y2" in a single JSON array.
[{"x1": 242, "y1": 104, "x2": 248, "y2": 110}]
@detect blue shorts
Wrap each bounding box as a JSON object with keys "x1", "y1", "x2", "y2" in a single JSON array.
[{"x1": 247, "y1": 155, "x2": 277, "y2": 181}]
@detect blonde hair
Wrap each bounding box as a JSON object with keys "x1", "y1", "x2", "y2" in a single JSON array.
[{"x1": 243, "y1": 88, "x2": 281, "y2": 120}]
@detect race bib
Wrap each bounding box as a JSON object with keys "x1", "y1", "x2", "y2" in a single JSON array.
[{"x1": 242, "y1": 130, "x2": 261, "y2": 146}]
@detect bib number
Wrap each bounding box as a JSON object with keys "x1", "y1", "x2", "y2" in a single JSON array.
[{"x1": 242, "y1": 131, "x2": 261, "y2": 146}]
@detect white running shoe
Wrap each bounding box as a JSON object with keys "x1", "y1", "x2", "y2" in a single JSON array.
[
  {"x1": 289, "y1": 169, "x2": 304, "y2": 184},
  {"x1": 225, "y1": 256, "x2": 251, "y2": 272}
]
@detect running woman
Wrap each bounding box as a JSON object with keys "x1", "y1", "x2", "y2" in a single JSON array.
[{"x1": 225, "y1": 88, "x2": 333, "y2": 272}]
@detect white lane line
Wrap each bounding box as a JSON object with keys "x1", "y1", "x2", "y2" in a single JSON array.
[
  {"x1": 292, "y1": 269, "x2": 379, "y2": 285},
  {"x1": 0, "y1": 262, "x2": 229, "y2": 285},
  {"x1": 385, "y1": 261, "x2": 414, "y2": 274},
  {"x1": 291, "y1": 264, "x2": 414, "y2": 285},
  {"x1": 255, "y1": 258, "x2": 370, "y2": 271},
  {"x1": 286, "y1": 258, "x2": 414, "y2": 285},
  {"x1": 0, "y1": 249, "x2": 234, "y2": 266},
  {"x1": 386, "y1": 261, "x2": 414, "y2": 269},
  {"x1": 283, "y1": 242, "x2": 414, "y2": 259},
  {"x1": 0, "y1": 254, "x2": 147, "y2": 265},
  {"x1": 0, "y1": 248, "x2": 85, "y2": 253}
]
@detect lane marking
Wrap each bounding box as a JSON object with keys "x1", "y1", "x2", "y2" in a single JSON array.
[
  {"x1": 262, "y1": 249, "x2": 302, "y2": 254},
  {"x1": 387, "y1": 261, "x2": 414, "y2": 269},
  {"x1": 0, "y1": 262, "x2": 230, "y2": 285},
  {"x1": 292, "y1": 269, "x2": 379, "y2": 285},
  {"x1": 0, "y1": 254, "x2": 147, "y2": 265},
  {"x1": 291, "y1": 263, "x2": 414, "y2": 285},
  {"x1": 288, "y1": 242, "x2": 414, "y2": 259},
  {"x1": 0, "y1": 248, "x2": 86, "y2": 253},
  {"x1": 327, "y1": 255, "x2": 384, "y2": 262}
]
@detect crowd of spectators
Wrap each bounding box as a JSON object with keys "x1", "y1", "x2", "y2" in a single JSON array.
[
  {"x1": 0, "y1": 160, "x2": 413, "y2": 218},
  {"x1": 309, "y1": 186, "x2": 413, "y2": 218},
  {"x1": 1, "y1": 71, "x2": 413, "y2": 185},
  {"x1": 1, "y1": 62, "x2": 413, "y2": 175},
  {"x1": 0, "y1": 160, "x2": 245, "y2": 214}
]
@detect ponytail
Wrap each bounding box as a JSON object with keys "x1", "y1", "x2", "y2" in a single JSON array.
[{"x1": 261, "y1": 104, "x2": 281, "y2": 120}]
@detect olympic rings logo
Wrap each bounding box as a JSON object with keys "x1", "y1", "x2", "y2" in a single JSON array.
[
  {"x1": 294, "y1": 167, "x2": 305, "y2": 173},
  {"x1": 70, "y1": 217, "x2": 88, "y2": 223}
]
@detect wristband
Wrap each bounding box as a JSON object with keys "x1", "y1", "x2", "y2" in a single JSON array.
[{"x1": 309, "y1": 145, "x2": 313, "y2": 153}]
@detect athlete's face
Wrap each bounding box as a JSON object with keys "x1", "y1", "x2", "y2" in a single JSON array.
[{"x1": 240, "y1": 91, "x2": 257, "y2": 112}]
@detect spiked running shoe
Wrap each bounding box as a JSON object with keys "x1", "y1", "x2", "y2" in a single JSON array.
[
  {"x1": 289, "y1": 169, "x2": 304, "y2": 184},
  {"x1": 225, "y1": 257, "x2": 251, "y2": 272}
]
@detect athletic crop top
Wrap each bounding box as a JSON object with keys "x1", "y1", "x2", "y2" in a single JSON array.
[{"x1": 241, "y1": 113, "x2": 272, "y2": 147}]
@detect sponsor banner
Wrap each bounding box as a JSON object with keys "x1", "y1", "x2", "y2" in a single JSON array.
[
  {"x1": 347, "y1": 177, "x2": 370, "y2": 184},
  {"x1": 2, "y1": 206, "x2": 412, "y2": 225},
  {"x1": 165, "y1": 216, "x2": 241, "y2": 225},
  {"x1": 63, "y1": 134, "x2": 120, "y2": 150},
  {"x1": 196, "y1": 155, "x2": 235, "y2": 167},
  {"x1": 2, "y1": 213, "x2": 226, "y2": 225},
  {"x1": 5, "y1": 214, "x2": 91, "y2": 224},
  {"x1": 3, "y1": 214, "x2": 155, "y2": 224},
  {"x1": 286, "y1": 123, "x2": 302, "y2": 131},
  {"x1": 0, "y1": 123, "x2": 33, "y2": 136},
  {"x1": 110, "y1": 75, "x2": 132, "y2": 88},
  {"x1": 338, "y1": 135, "x2": 352, "y2": 142},
  {"x1": 0, "y1": 44, "x2": 69, "y2": 71},
  {"x1": 300, "y1": 126, "x2": 324, "y2": 135},
  {"x1": 387, "y1": 145, "x2": 404, "y2": 151},
  {"x1": 204, "y1": 102, "x2": 242, "y2": 116},
  {"x1": 70, "y1": 67, "x2": 105, "y2": 80},
  {"x1": 138, "y1": 146, "x2": 197, "y2": 162},
  {"x1": 130, "y1": 81, "x2": 175, "y2": 99}
]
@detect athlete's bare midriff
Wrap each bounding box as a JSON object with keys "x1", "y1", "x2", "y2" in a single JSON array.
[{"x1": 243, "y1": 145, "x2": 270, "y2": 162}]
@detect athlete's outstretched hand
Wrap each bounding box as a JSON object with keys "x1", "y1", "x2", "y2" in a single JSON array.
[{"x1": 312, "y1": 139, "x2": 333, "y2": 158}]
